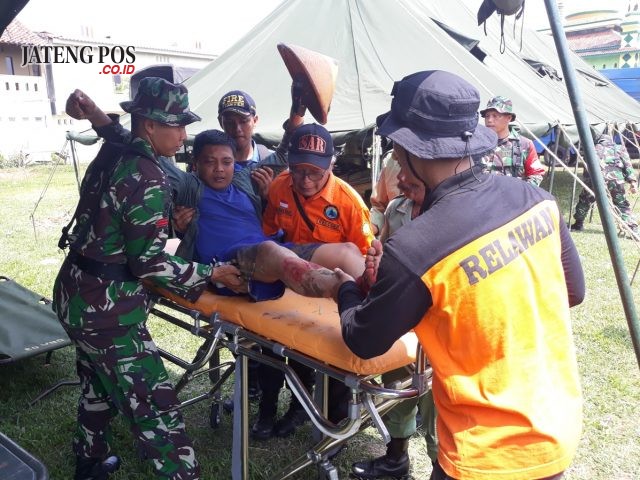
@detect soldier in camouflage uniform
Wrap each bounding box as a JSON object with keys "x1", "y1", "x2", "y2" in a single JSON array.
[
  {"x1": 480, "y1": 96, "x2": 546, "y2": 186},
  {"x1": 54, "y1": 78, "x2": 244, "y2": 480},
  {"x1": 572, "y1": 132, "x2": 638, "y2": 233}
]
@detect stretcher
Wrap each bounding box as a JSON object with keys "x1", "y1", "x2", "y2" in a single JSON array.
[{"x1": 149, "y1": 284, "x2": 431, "y2": 480}]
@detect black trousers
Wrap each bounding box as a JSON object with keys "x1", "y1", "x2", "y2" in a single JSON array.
[{"x1": 257, "y1": 350, "x2": 350, "y2": 421}]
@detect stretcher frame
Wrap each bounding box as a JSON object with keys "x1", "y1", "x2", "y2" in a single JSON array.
[{"x1": 148, "y1": 293, "x2": 432, "y2": 480}]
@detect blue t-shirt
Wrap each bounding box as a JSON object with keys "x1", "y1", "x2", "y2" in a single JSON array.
[{"x1": 195, "y1": 184, "x2": 268, "y2": 263}]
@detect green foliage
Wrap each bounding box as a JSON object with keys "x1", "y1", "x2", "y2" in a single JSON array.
[{"x1": 0, "y1": 165, "x2": 639, "y2": 479}]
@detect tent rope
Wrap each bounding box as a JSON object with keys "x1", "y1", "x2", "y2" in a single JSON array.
[
  {"x1": 347, "y1": 0, "x2": 367, "y2": 127},
  {"x1": 29, "y1": 140, "x2": 70, "y2": 243}
]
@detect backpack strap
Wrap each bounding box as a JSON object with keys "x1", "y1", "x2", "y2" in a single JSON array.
[
  {"x1": 292, "y1": 191, "x2": 315, "y2": 233},
  {"x1": 509, "y1": 135, "x2": 523, "y2": 176},
  {"x1": 58, "y1": 142, "x2": 136, "y2": 251}
]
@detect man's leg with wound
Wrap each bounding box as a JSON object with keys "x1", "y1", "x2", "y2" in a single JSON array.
[
  {"x1": 309, "y1": 242, "x2": 365, "y2": 278},
  {"x1": 236, "y1": 241, "x2": 341, "y2": 298}
]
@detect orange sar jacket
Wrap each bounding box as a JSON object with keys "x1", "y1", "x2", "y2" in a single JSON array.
[
  {"x1": 338, "y1": 167, "x2": 585, "y2": 480},
  {"x1": 263, "y1": 171, "x2": 374, "y2": 254}
]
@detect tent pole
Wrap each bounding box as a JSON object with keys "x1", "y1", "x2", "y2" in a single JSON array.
[
  {"x1": 547, "y1": 124, "x2": 560, "y2": 196},
  {"x1": 567, "y1": 138, "x2": 580, "y2": 228},
  {"x1": 69, "y1": 139, "x2": 81, "y2": 193},
  {"x1": 544, "y1": 0, "x2": 640, "y2": 369}
]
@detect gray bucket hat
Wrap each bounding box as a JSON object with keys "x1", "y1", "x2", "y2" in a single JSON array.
[
  {"x1": 376, "y1": 70, "x2": 497, "y2": 159},
  {"x1": 120, "y1": 77, "x2": 201, "y2": 127}
]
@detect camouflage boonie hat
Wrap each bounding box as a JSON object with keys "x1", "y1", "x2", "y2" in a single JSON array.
[
  {"x1": 120, "y1": 77, "x2": 201, "y2": 126},
  {"x1": 480, "y1": 96, "x2": 516, "y2": 121}
]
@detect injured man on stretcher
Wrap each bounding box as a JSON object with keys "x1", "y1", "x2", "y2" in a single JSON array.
[
  {"x1": 164, "y1": 128, "x2": 376, "y2": 301},
  {"x1": 66, "y1": 89, "x2": 376, "y2": 301}
]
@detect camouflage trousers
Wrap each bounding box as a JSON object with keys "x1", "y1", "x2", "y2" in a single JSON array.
[
  {"x1": 62, "y1": 322, "x2": 200, "y2": 479},
  {"x1": 574, "y1": 167, "x2": 638, "y2": 230}
]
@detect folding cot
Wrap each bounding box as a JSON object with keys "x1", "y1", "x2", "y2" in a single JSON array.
[{"x1": 149, "y1": 285, "x2": 431, "y2": 480}]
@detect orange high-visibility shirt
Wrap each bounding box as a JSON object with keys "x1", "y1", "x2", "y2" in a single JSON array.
[{"x1": 263, "y1": 172, "x2": 373, "y2": 254}]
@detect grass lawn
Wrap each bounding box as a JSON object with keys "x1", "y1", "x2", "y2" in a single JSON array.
[{"x1": 0, "y1": 164, "x2": 639, "y2": 479}]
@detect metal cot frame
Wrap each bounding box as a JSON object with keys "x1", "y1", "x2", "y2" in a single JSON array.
[{"x1": 149, "y1": 294, "x2": 432, "y2": 480}]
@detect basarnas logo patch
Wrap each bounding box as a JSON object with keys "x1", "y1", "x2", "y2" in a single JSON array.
[
  {"x1": 324, "y1": 205, "x2": 339, "y2": 220},
  {"x1": 21, "y1": 45, "x2": 137, "y2": 75}
]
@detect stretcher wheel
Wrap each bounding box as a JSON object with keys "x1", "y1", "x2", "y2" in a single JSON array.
[{"x1": 210, "y1": 403, "x2": 221, "y2": 428}]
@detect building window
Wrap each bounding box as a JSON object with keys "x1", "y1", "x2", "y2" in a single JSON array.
[
  {"x1": 602, "y1": 64, "x2": 606, "y2": 69},
  {"x1": 32, "y1": 64, "x2": 41, "y2": 76},
  {"x1": 34, "y1": 117, "x2": 43, "y2": 122},
  {"x1": 34, "y1": 83, "x2": 38, "y2": 92},
  {"x1": 5, "y1": 56, "x2": 14, "y2": 75},
  {"x1": 25, "y1": 83, "x2": 29, "y2": 91},
  {"x1": 14, "y1": 82, "x2": 19, "y2": 91},
  {"x1": 9, "y1": 117, "x2": 16, "y2": 122},
  {"x1": 5, "y1": 82, "x2": 9, "y2": 90},
  {"x1": 614, "y1": 62, "x2": 618, "y2": 68}
]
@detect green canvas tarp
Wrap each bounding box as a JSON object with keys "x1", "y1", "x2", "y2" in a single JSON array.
[{"x1": 182, "y1": 0, "x2": 640, "y2": 144}]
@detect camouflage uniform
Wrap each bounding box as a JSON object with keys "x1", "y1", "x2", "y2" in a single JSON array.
[
  {"x1": 480, "y1": 96, "x2": 546, "y2": 186},
  {"x1": 573, "y1": 133, "x2": 638, "y2": 231},
  {"x1": 53, "y1": 78, "x2": 210, "y2": 479}
]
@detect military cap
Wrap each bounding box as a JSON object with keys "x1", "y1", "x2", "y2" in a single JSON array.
[
  {"x1": 480, "y1": 96, "x2": 516, "y2": 120},
  {"x1": 120, "y1": 77, "x2": 201, "y2": 126}
]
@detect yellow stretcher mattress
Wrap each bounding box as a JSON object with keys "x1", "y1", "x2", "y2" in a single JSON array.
[{"x1": 154, "y1": 287, "x2": 417, "y2": 376}]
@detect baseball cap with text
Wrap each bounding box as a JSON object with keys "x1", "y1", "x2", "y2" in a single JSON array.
[
  {"x1": 217, "y1": 90, "x2": 257, "y2": 117},
  {"x1": 288, "y1": 123, "x2": 334, "y2": 169}
]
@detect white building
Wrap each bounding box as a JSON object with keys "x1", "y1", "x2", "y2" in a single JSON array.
[{"x1": 0, "y1": 20, "x2": 216, "y2": 162}]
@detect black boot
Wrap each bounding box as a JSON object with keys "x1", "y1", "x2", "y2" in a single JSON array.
[
  {"x1": 273, "y1": 403, "x2": 309, "y2": 437},
  {"x1": 251, "y1": 414, "x2": 275, "y2": 441},
  {"x1": 571, "y1": 219, "x2": 584, "y2": 231},
  {"x1": 74, "y1": 456, "x2": 121, "y2": 480},
  {"x1": 351, "y1": 437, "x2": 410, "y2": 479}
]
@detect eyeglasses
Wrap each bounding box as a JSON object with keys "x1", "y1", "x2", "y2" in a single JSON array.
[{"x1": 290, "y1": 168, "x2": 326, "y2": 182}]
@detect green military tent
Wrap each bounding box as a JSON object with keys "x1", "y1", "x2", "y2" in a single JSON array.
[{"x1": 182, "y1": 0, "x2": 640, "y2": 144}]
